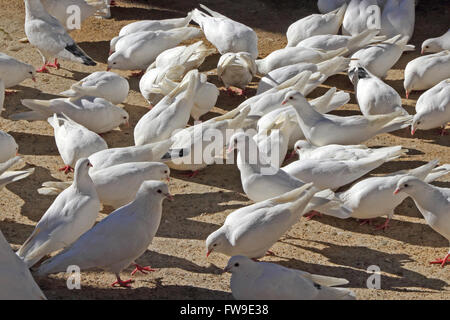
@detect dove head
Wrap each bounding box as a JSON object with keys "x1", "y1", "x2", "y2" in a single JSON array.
[
  {"x1": 23, "y1": 64, "x2": 36, "y2": 82},
  {"x1": 111, "y1": 106, "x2": 129, "y2": 128},
  {"x1": 411, "y1": 113, "x2": 425, "y2": 135},
  {"x1": 421, "y1": 39, "x2": 440, "y2": 54},
  {"x1": 404, "y1": 73, "x2": 418, "y2": 98},
  {"x1": 227, "y1": 132, "x2": 251, "y2": 154},
  {"x1": 294, "y1": 140, "x2": 312, "y2": 154},
  {"x1": 107, "y1": 52, "x2": 128, "y2": 71},
  {"x1": 206, "y1": 228, "x2": 230, "y2": 258},
  {"x1": 281, "y1": 90, "x2": 307, "y2": 106},
  {"x1": 136, "y1": 180, "x2": 173, "y2": 202},
  {"x1": 394, "y1": 176, "x2": 421, "y2": 195},
  {"x1": 73, "y1": 158, "x2": 94, "y2": 187},
  {"x1": 147, "y1": 163, "x2": 171, "y2": 182},
  {"x1": 224, "y1": 255, "x2": 256, "y2": 273}
]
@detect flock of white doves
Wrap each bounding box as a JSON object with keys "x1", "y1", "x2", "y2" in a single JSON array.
[{"x1": 0, "y1": 0, "x2": 449, "y2": 300}]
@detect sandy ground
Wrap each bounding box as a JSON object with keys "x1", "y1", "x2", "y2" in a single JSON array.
[{"x1": 0, "y1": 0, "x2": 449, "y2": 300}]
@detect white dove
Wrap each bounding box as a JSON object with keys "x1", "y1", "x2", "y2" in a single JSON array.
[
  {"x1": 0, "y1": 229, "x2": 46, "y2": 300},
  {"x1": 411, "y1": 79, "x2": 450, "y2": 136},
  {"x1": 87, "y1": 139, "x2": 174, "y2": 172},
  {"x1": 337, "y1": 160, "x2": 450, "y2": 230},
  {"x1": 296, "y1": 29, "x2": 384, "y2": 55},
  {"x1": 39, "y1": 162, "x2": 170, "y2": 209},
  {"x1": 134, "y1": 70, "x2": 198, "y2": 146},
  {"x1": 256, "y1": 56, "x2": 350, "y2": 95},
  {"x1": 17, "y1": 158, "x2": 100, "y2": 268},
  {"x1": 48, "y1": 114, "x2": 108, "y2": 174},
  {"x1": 228, "y1": 132, "x2": 352, "y2": 219},
  {"x1": 286, "y1": 4, "x2": 347, "y2": 47},
  {"x1": 349, "y1": 34, "x2": 415, "y2": 79},
  {"x1": 191, "y1": 4, "x2": 258, "y2": 59},
  {"x1": 11, "y1": 96, "x2": 129, "y2": 134},
  {"x1": 217, "y1": 52, "x2": 257, "y2": 95},
  {"x1": 36, "y1": 181, "x2": 173, "y2": 287},
  {"x1": 205, "y1": 183, "x2": 317, "y2": 259},
  {"x1": 404, "y1": 51, "x2": 450, "y2": 98},
  {"x1": 342, "y1": 0, "x2": 381, "y2": 36},
  {"x1": 224, "y1": 255, "x2": 355, "y2": 300},
  {"x1": 0, "y1": 130, "x2": 18, "y2": 163},
  {"x1": 24, "y1": 0, "x2": 96, "y2": 73},
  {"x1": 60, "y1": 71, "x2": 130, "y2": 104},
  {"x1": 40, "y1": 0, "x2": 107, "y2": 28},
  {"x1": 256, "y1": 46, "x2": 347, "y2": 75},
  {"x1": 282, "y1": 150, "x2": 404, "y2": 190},
  {"x1": 0, "y1": 53, "x2": 36, "y2": 89},
  {"x1": 380, "y1": 0, "x2": 415, "y2": 40},
  {"x1": 0, "y1": 157, "x2": 35, "y2": 191},
  {"x1": 394, "y1": 176, "x2": 450, "y2": 267},
  {"x1": 422, "y1": 29, "x2": 450, "y2": 54},
  {"x1": 107, "y1": 27, "x2": 202, "y2": 73},
  {"x1": 294, "y1": 140, "x2": 406, "y2": 161},
  {"x1": 0, "y1": 79, "x2": 3, "y2": 111},
  {"x1": 282, "y1": 90, "x2": 412, "y2": 146},
  {"x1": 349, "y1": 66, "x2": 408, "y2": 116}
]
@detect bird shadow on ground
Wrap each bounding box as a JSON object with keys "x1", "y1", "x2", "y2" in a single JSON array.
[
  {"x1": 370, "y1": 160, "x2": 427, "y2": 175},
  {"x1": 410, "y1": 130, "x2": 450, "y2": 147},
  {"x1": 276, "y1": 239, "x2": 448, "y2": 291},
  {"x1": 77, "y1": 40, "x2": 110, "y2": 66},
  {"x1": 0, "y1": 219, "x2": 35, "y2": 246},
  {"x1": 8, "y1": 131, "x2": 57, "y2": 156},
  {"x1": 6, "y1": 165, "x2": 59, "y2": 223}
]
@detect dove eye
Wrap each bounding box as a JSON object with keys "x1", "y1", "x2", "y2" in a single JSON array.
[
  {"x1": 404, "y1": 184, "x2": 409, "y2": 188},
  {"x1": 234, "y1": 263, "x2": 239, "y2": 267},
  {"x1": 213, "y1": 243, "x2": 217, "y2": 247},
  {"x1": 157, "y1": 189, "x2": 162, "y2": 193}
]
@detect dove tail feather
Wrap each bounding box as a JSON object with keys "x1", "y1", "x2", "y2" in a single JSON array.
[{"x1": 65, "y1": 44, "x2": 97, "y2": 66}]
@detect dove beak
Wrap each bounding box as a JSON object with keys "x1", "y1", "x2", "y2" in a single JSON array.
[
  {"x1": 32, "y1": 77, "x2": 36, "y2": 82},
  {"x1": 106, "y1": 66, "x2": 111, "y2": 71},
  {"x1": 125, "y1": 120, "x2": 130, "y2": 128},
  {"x1": 206, "y1": 249, "x2": 212, "y2": 257},
  {"x1": 406, "y1": 91, "x2": 409, "y2": 99},
  {"x1": 393, "y1": 188, "x2": 400, "y2": 195},
  {"x1": 226, "y1": 145, "x2": 234, "y2": 154},
  {"x1": 411, "y1": 127, "x2": 416, "y2": 135},
  {"x1": 164, "y1": 193, "x2": 174, "y2": 201},
  {"x1": 281, "y1": 100, "x2": 287, "y2": 105},
  {"x1": 223, "y1": 266, "x2": 231, "y2": 273}
]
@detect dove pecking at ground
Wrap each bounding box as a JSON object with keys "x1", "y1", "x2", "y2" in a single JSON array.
[
  {"x1": 17, "y1": 158, "x2": 100, "y2": 268},
  {"x1": 36, "y1": 181, "x2": 173, "y2": 287},
  {"x1": 422, "y1": 29, "x2": 450, "y2": 54},
  {"x1": 379, "y1": 0, "x2": 415, "y2": 40},
  {"x1": 394, "y1": 176, "x2": 450, "y2": 267},
  {"x1": 0, "y1": 53, "x2": 36, "y2": 90},
  {"x1": 217, "y1": 52, "x2": 257, "y2": 95},
  {"x1": 191, "y1": 4, "x2": 258, "y2": 59},
  {"x1": 224, "y1": 255, "x2": 356, "y2": 300},
  {"x1": 282, "y1": 91, "x2": 412, "y2": 146},
  {"x1": 11, "y1": 96, "x2": 129, "y2": 134},
  {"x1": 24, "y1": 0, "x2": 97, "y2": 72},
  {"x1": 48, "y1": 113, "x2": 108, "y2": 174},
  {"x1": 404, "y1": 51, "x2": 450, "y2": 98},
  {"x1": 0, "y1": 229, "x2": 46, "y2": 300},
  {"x1": 286, "y1": 3, "x2": 347, "y2": 47},
  {"x1": 60, "y1": 71, "x2": 130, "y2": 105},
  {"x1": 411, "y1": 79, "x2": 450, "y2": 136}
]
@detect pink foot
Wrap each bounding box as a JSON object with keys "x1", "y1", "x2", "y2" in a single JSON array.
[
  {"x1": 131, "y1": 70, "x2": 144, "y2": 77},
  {"x1": 47, "y1": 59, "x2": 60, "y2": 69},
  {"x1": 111, "y1": 277, "x2": 134, "y2": 288},
  {"x1": 183, "y1": 170, "x2": 199, "y2": 178},
  {"x1": 59, "y1": 165, "x2": 74, "y2": 174},
  {"x1": 266, "y1": 250, "x2": 276, "y2": 256},
  {"x1": 36, "y1": 65, "x2": 49, "y2": 73},
  {"x1": 147, "y1": 104, "x2": 153, "y2": 110},
  {"x1": 375, "y1": 218, "x2": 390, "y2": 231},
  {"x1": 304, "y1": 211, "x2": 323, "y2": 220},
  {"x1": 430, "y1": 253, "x2": 450, "y2": 268},
  {"x1": 438, "y1": 128, "x2": 448, "y2": 136},
  {"x1": 5, "y1": 90, "x2": 16, "y2": 96},
  {"x1": 131, "y1": 264, "x2": 157, "y2": 276},
  {"x1": 358, "y1": 219, "x2": 373, "y2": 226}
]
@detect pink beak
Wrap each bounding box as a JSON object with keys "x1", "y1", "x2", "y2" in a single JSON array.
[
  {"x1": 406, "y1": 91, "x2": 409, "y2": 99},
  {"x1": 281, "y1": 100, "x2": 287, "y2": 105},
  {"x1": 206, "y1": 249, "x2": 212, "y2": 257},
  {"x1": 106, "y1": 67, "x2": 111, "y2": 71},
  {"x1": 411, "y1": 128, "x2": 416, "y2": 135},
  {"x1": 32, "y1": 77, "x2": 36, "y2": 82},
  {"x1": 393, "y1": 189, "x2": 400, "y2": 195},
  {"x1": 165, "y1": 193, "x2": 174, "y2": 201}
]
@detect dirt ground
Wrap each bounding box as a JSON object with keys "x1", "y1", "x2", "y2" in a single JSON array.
[{"x1": 0, "y1": 0, "x2": 449, "y2": 300}]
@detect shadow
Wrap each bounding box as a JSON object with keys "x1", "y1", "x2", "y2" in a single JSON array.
[
  {"x1": 8, "y1": 131, "x2": 58, "y2": 156},
  {"x1": 77, "y1": 40, "x2": 111, "y2": 66},
  {"x1": 0, "y1": 219, "x2": 35, "y2": 246}
]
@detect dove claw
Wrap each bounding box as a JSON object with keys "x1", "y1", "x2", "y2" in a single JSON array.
[
  {"x1": 59, "y1": 165, "x2": 74, "y2": 174},
  {"x1": 304, "y1": 211, "x2": 322, "y2": 220},
  {"x1": 111, "y1": 277, "x2": 134, "y2": 288},
  {"x1": 358, "y1": 219, "x2": 373, "y2": 226},
  {"x1": 375, "y1": 218, "x2": 390, "y2": 231},
  {"x1": 131, "y1": 264, "x2": 157, "y2": 276},
  {"x1": 430, "y1": 254, "x2": 450, "y2": 268}
]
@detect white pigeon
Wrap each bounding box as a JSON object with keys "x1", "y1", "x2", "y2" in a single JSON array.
[
  {"x1": 294, "y1": 140, "x2": 406, "y2": 161},
  {"x1": 0, "y1": 53, "x2": 36, "y2": 88},
  {"x1": 0, "y1": 130, "x2": 19, "y2": 163},
  {"x1": 394, "y1": 176, "x2": 450, "y2": 267},
  {"x1": 0, "y1": 156, "x2": 35, "y2": 191},
  {"x1": 40, "y1": 0, "x2": 107, "y2": 28},
  {"x1": 0, "y1": 229, "x2": 46, "y2": 300},
  {"x1": 191, "y1": 4, "x2": 258, "y2": 59},
  {"x1": 349, "y1": 66, "x2": 408, "y2": 116},
  {"x1": 286, "y1": 4, "x2": 347, "y2": 47},
  {"x1": 117, "y1": 11, "x2": 193, "y2": 37},
  {"x1": 39, "y1": 162, "x2": 170, "y2": 209},
  {"x1": 11, "y1": 96, "x2": 129, "y2": 134},
  {"x1": 24, "y1": 0, "x2": 96, "y2": 72},
  {"x1": 60, "y1": 71, "x2": 130, "y2": 104},
  {"x1": 349, "y1": 34, "x2": 415, "y2": 79},
  {"x1": 422, "y1": 29, "x2": 450, "y2": 54},
  {"x1": 87, "y1": 139, "x2": 174, "y2": 172},
  {"x1": 296, "y1": 29, "x2": 383, "y2": 55},
  {"x1": 48, "y1": 114, "x2": 108, "y2": 174},
  {"x1": 282, "y1": 91, "x2": 412, "y2": 146},
  {"x1": 107, "y1": 27, "x2": 202, "y2": 72},
  {"x1": 404, "y1": 51, "x2": 450, "y2": 98},
  {"x1": 337, "y1": 160, "x2": 450, "y2": 230},
  {"x1": 17, "y1": 158, "x2": 100, "y2": 268},
  {"x1": 228, "y1": 132, "x2": 352, "y2": 219},
  {"x1": 282, "y1": 150, "x2": 403, "y2": 190},
  {"x1": 256, "y1": 47, "x2": 347, "y2": 75},
  {"x1": 205, "y1": 183, "x2": 317, "y2": 259},
  {"x1": 217, "y1": 52, "x2": 257, "y2": 95},
  {"x1": 380, "y1": 0, "x2": 415, "y2": 40},
  {"x1": 342, "y1": 0, "x2": 381, "y2": 36},
  {"x1": 134, "y1": 70, "x2": 198, "y2": 146},
  {"x1": 256, "y1": 56, "x2": 349, "y2": 96},
  {"x1": 225, "y1": 255, "x2": 356, "y2": 300},
  {"x1": 36, "y1": 181, "x2": 172, "y2": 287},
  {"x1": 411, "y1": 79, "x2": 450, "y2": 135}
]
